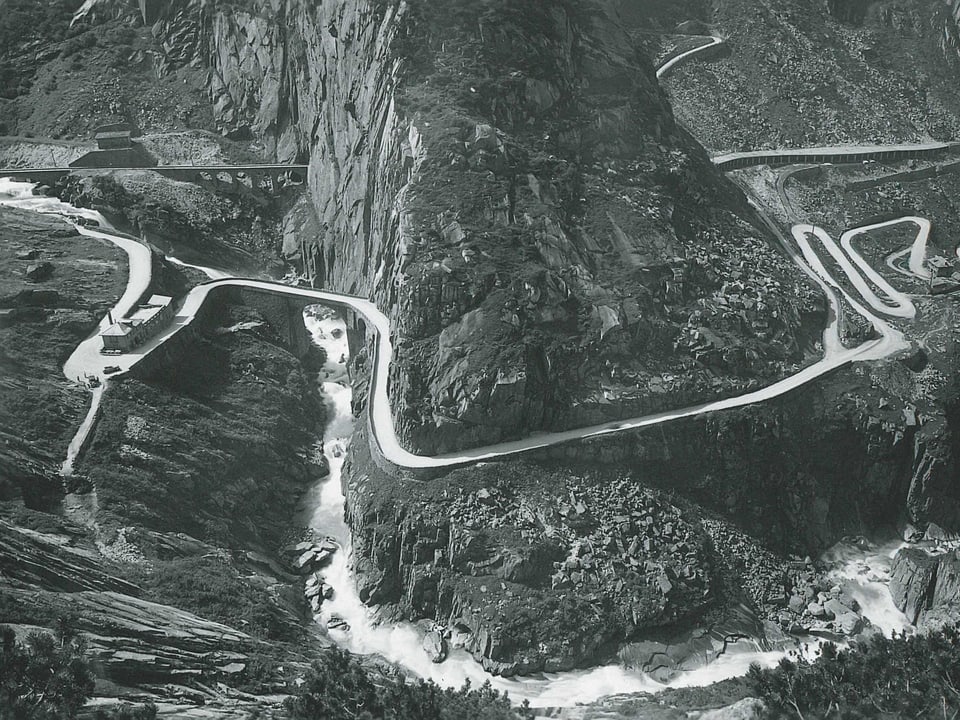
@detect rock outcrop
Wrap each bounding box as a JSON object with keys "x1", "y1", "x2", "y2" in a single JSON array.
[
  {"x1": 0, "y1": 284, "x2": 329, "y2": 704},
  {"x1": 342, "y1": 419, "x2": 889, "y2": 673},
  {"x1": 0, "y1": 520, "x2": 140, "y2": 595},
  {"x1": 3, "y1": 586, "x2": 283, "y2": 693},
  {"x1": 890, "y1": 546, "x2": 960, "y2": 627}
]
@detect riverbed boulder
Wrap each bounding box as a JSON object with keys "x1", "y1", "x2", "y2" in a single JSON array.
[
  {"x1": 889, "y1": 548, "x2": 939, "y2": 624},
  {"x1": 835, "y1": 610, "x2": 866, "y2": 635},
  {"x1": 700, "y1": 698, "x2": 766, "y2": 720},
  {"x1": 327, "y1": 616, "x2": 349, "y2": 631},
  {"x1": 422, "y1": 630, "x2": 448, "y2": 664},
  {"x1": 295, "y1": 544, "x2": 336, "y2": 572},
  {"x1": 25, "y1": 262, "x2": 54, "y2": 282}
]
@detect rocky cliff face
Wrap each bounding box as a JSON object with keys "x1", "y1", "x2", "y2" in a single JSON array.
[
  {"x1": 0, "y1": 281, "x2": 331, "y2": 705},
  {"x1": 339, "y1": 347, "x2": 960, "y2": 671},
  {"x1": 343, "y1": 437, "x2": 721, "y2": 675},
  {"x1": 663, "y1": 0, "x2": 960, "y2": 151},
  {"x1": 202, "y1": 0, "x2": 820, "y2": 454},
  {"x1": 189, "y1": 0, "x2": 960, "y2": 674}
]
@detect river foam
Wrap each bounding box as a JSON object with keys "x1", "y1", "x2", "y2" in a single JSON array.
[
  {"x1": 295, "y1": 306, "x2": 802, "y2": 707},
  {"x1": 822, "y1": 538, "x2": 910, "y2": 637}
]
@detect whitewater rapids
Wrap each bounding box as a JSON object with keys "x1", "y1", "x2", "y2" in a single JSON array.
[{"x1": 293, "y1": 308, "x2": 909, "y2": 707}]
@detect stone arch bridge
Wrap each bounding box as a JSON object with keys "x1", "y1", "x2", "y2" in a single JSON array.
[
  {"x1": 225, "y1": 283, "x2": 366, "y2": 360},
  {"x1": 128, "y1": 281, "x2": 367, "y2": 381}
]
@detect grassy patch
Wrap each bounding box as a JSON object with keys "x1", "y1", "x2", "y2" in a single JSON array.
[
  {"x1": 79, "y1": 304, "x2": 325, "y2": 550},
  {"x1": 134, "y1": 556, "x2": 302, "y2": 643},
  {"x1": 0, "y1": 206, "x2": 126, "y2": 504}
]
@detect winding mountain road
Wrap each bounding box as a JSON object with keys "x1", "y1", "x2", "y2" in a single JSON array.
[
  {"x1": 775, "y1": 167, "x2": 933, "y2": 286},
  {"x1": 655, "y1": 35, "x2": 725, "y2": 79},
  {"x1": 0, "y1": 181, "x2": 155, "y2": 475},
  {"x1": 794, "y1": 223, "x2": 916, "y2": 319},
  {"x1": 846, "y1": 216, "x2": 932, "y2": 281},
  {"x1": 0, "y1": 32, "x2": 945, "y2": 473},
  {"x1": 0, "y1": 181, "x2": 907, "y2": 472},
  {"x1": 0, "y1": 182, "x2": 153, "y2": 383}
]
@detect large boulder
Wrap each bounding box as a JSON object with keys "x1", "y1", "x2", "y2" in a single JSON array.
[
  {"x1": 930, "y1": 551, "x2": 960, "y2": 619},
  {"x1": 889, "y1": 548, "x2": 939, "y2": 624},
  {"x1": 25, "y1": 262, "x2": 54, "y2": 282},
  {"x1": 422, "y1": 630, "x2": 448, "y2": 664}
]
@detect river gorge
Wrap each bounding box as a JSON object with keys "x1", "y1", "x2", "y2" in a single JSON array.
[
  {"x1": 0, "y1": 175, "x2": 919, "y2": 708},
  {"x1": 3, "y1": 1, "x2": 960, "y2": 717}
]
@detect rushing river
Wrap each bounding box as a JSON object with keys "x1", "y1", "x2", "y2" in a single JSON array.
[
  {"x1": 294, "y1": 308, "x2": 800, "y2": 706},
  {"x1": 0, "y1": 177, "x2": 911, "y2": 708},
  {"x1": 822, "y1": 538, "x2": 910, "y2": 637},
  {"x1": 293, "y1": 307, "x2": 912, "y2": 706}
]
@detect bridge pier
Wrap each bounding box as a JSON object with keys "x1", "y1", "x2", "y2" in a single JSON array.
[
  {"x1": 343, "y1": 310, "x2": 367, "y2": 361},
  {"x1": 269, "y1": 171, "x2": 282, "y2": 192}
]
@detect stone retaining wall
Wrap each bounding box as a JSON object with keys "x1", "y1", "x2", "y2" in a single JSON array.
[
  {"x1": 715, "y1": 143, "x2": 960, "y2": 171},
  {"x1": 844, "y1": 159, "x2": 960, "y2": 192}
]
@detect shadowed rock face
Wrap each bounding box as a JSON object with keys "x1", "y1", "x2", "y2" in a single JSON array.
[
  {"x1": 889, "y1": 548, "x2": 939, "y2": 624},
  {"x1": 826, "y1": 0, "x2": 872, "y2": 24}
]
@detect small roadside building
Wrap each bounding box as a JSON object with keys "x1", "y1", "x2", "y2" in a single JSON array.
[
  {"x1": 929, "y1": 255, "x2": 955, "y2": 278},
  {"x1": 100, "y1": 294, "x2": 174, "y2": 354},
  {"x1": 95, "y1": 129, "x2": 133, "y2": 150},
  {"x1": 100, "y1": 322, "x2": 135, "y2": 353}
]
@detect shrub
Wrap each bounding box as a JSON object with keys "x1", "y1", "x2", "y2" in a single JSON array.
[
  {"x1": 0, "y1": 623, "x2": 94, "y2": 719},
  {"x1": 0, "y1": 0, "x2": 112, "y2": 97},
  {"x1": 138, "y1": 556, "x2": 299, "y2": 642},
  {"x1": 91, "y1": 703, "x2": 157, "y2": 720},
  {"x1": 60, "y1": 37, "x2": 85, "y2": 59},
  {"x1": 0, "y1": 1, "x2": 75, "y2": 55},
  {"x1": 285, "y1": 648, "x2": 533, "y2": 720},
  {"x1": 101, "y1": 25, "x2": 137, "y2": 46},
  {"x1": 0, "y1": 623, "x2": 163, "y2": 720},
  {"x1": 109, "y1": 44, "x2": 133, "y2": 68},
  {"x1": 748, "y1": 625, "x2": 960, "y2": 718}
]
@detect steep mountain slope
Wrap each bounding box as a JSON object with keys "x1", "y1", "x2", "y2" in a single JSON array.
[
  {"x1": 662, "y1": 0, "x2": 960, "y2": 151},
  {"x1": 3, "y1": 0, "x2": 960, "y2": 708},
  {"x1": 0, "y1": 258, "x2": 333, "y2": 710},
  {"x1": 116, "y1": 0, "x2": 960, "y2": 673},
  {"x1": 0, "y1": 208, "x2": 123, "y2": 505},
  {"x1": 203, "y1": 0, "x2": 820, "y2": 454},
  {"x1": 0, "y1": 0, "x2": 214, "y2": 138}
]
